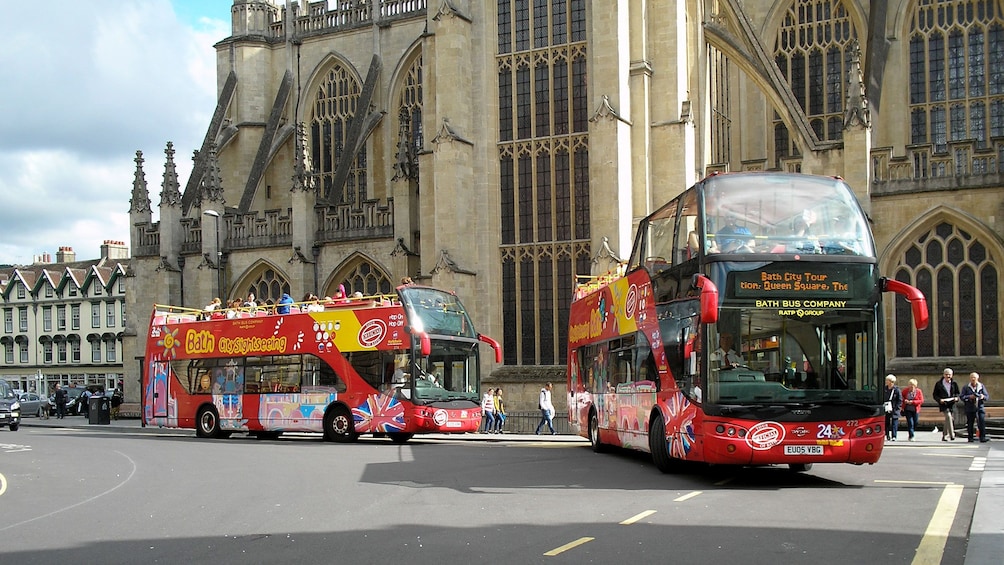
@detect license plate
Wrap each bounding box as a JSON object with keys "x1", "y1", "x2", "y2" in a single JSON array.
[
  {"x1": 445, "y1": 421, "x2": 462, "y2": 428},
  {"x1": 784, "y1": 445, "x2": 823, "y2": 456}
]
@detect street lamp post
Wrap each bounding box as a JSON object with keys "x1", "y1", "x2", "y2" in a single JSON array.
[{"x1": 202, "y1": 210, "x2": 223, "y2": 299}]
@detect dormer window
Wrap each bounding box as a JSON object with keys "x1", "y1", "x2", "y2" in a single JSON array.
[
  {"x1": 17, "y1": 285, "x2": 25, "y2": 299},
  {"x1": 93, "y1": 284, "x2": 103, "y2": 296}
]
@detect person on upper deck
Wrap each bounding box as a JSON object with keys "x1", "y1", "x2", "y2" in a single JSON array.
[
  {"x1": 276, "y1": 293, "x2": 294, "y2": 314},
  {"x1": 713, "y1": 215, "x2": 754, "y2": 253}
]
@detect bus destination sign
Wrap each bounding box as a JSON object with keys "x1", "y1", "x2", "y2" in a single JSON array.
[{"x1": 733, "y1": 267, "x2": 851, "y2": 298}]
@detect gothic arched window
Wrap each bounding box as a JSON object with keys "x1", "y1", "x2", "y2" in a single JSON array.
[
  {"x1": 908, "y1": 0, "x2": 1004, "y2": 160},
  {"x1": 328, "y1": 259, "x2": 393, "y2": 298},
  {"x1": 310, "y1": 63, "x2": 367, "y2": 207},
  {"x1": 892, "y1": 221, "x2": 999, "y2": 358},
  {"x1": 244, "y1": 267, "x2": 291, "y2": 307},
  {"x1": 773, "y1": 0, "x2": 858, "y2": 163}
]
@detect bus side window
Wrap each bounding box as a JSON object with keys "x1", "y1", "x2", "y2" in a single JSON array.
[{"x1": 318, "y1": 362, "x2": 346, "y2": 393}]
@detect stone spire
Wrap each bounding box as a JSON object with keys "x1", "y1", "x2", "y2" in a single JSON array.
[
  {"x1": 291, "y1": 122, "x2": 316, "y2": 193},
  {"x1": 199, "y1": 141, "x2": 226, "y2": 208},
  {"x1": 128, "y1": 150, "x2": 152, "y2": 215},
  {"x1": 159, "y1": 142, "x2": 182, "y2": 208}
]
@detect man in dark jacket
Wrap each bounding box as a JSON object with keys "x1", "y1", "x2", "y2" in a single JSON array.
[
  {"x1": 54, "y1": 384, "x2": 68, "y2": 419},
  {"x1": 932, "y1": 368, "x2": 961, "y2": 441}
]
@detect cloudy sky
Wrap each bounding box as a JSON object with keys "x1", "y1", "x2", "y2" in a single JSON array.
[{"x1": 0, "y1": 0, "x2": 233, "y2": 265}]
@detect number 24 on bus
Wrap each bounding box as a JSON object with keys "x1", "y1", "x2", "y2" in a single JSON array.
[
  {"x1": 567, "y1": 172, "x2": 928, "y2": 472},
  {"x1": 143, "y1": 285, "x2": 501, "y2": 443}
]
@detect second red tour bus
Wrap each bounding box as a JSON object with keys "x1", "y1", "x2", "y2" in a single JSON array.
[
  {"x1": 568, "y1": 172, "x2": 928, "y2": 472},
  {"x1": 143, "y1": 285, "x2": 500, "y2": 443}
]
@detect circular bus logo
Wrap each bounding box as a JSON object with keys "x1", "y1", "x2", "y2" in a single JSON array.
[
  {"x1": 625, "y1": 284, "x2": 638, "y2": 319},
  {"x1": 433, "y1": 409, "x2": 448, "y2": 426},
  {"x1": 358, "y1": 319, "x2": 387, "y2": 348},
  {"x1": 746, "y1": 421, "x2": 785, "y2": 450}
]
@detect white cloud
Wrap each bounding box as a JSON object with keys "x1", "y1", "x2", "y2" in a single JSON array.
[{"x1": 0, "y1": 0, "x2": 228, "y2": 265}]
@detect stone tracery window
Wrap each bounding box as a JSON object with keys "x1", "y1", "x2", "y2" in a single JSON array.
[
  {"x1": 329, "y1": 259, "x2": 393, "y2": 298},
  {"x1": 892, "y1": 221, "x2": 999, "y2": 358},
  {"x1": 245, "y1": 267, "x2": 291, "y2": 307},
  {"x1": 772, "y1": 0, "x2": 858, "y2": 164},
  {"x1": 908, "y1": 0, "x2": 1004, "y2": 160},
  {"x1": 498, "y1": 0, "x2": 589, "y2": 365},
  {"x1": 310, "y1": 63, "x2": 367, "y2": 207}
]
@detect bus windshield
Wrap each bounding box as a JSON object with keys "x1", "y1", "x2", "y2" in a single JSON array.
[
  {"x1": 703, "y1": 174, "x2": 874, "y2": 257},
  {"x1": 399, "y1": 287, "x2": 477, "y2": 338},
  {"x1": 705, "y1": 307, "x2": 877, "y2": 406},
  {"x1": 411, "y1": 340, "x2": 480, "y2": 403}
]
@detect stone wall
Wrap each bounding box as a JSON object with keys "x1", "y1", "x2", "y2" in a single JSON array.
[{"x1": 484, "y1": 365, "x2": 567, "y2": 414}]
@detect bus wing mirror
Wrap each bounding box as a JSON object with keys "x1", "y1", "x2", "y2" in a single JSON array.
[
  {"x1": 692, "y1": 274, "x2": 719, "y2": 324},
  {"x1": 414, "y1": 331, "x2": 432, "y2": 357},
  {"x1": 881, "y1": 278, "x2": 929, "y2": 330},
  {"x1": 478, "y1": 334, "x2": 503, "y2": 363}
]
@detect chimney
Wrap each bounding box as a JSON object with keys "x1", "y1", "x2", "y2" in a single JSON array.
[
  {"x1": 100, "y1": 240, "x2": 130, "y2": 260},
  {"x1": 56, "y1": 246, "x2": 76, "y2": 263}
]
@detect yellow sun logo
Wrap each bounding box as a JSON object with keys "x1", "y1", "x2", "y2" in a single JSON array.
[{"x1": 158, "y1": 328, "x2": 179, "y2": 359}]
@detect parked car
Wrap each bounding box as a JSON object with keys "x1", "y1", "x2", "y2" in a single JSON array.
[
  {"x1": 1, "y1": 379, "x2": 21, "y2": 430},
  {"x1": 50, "y1": 386, "x2": 88, "y2": 416},
  {"x1": 17, "y1": 392, "x2": 51, "y2": 417}
]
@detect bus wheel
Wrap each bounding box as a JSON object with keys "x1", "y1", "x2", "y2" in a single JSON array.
[
  {"x1": 789, "y1": 463, "x2": 813, "y2": 473},
  {"x1": 196, "y1": 407, "x2": 221, "y2": 439},
  {"x1": 388, "y1": 432, "x2": 414, "y2": 444},
  {"x1": 589, "y1": 411, "x2": 606, "y2": 453},
  {"x1": 324, "y1": 406, "x2": 358, "y2": 443},
  {"x1": 649, "y1": 413, "x2": 676, "y2": 474}
]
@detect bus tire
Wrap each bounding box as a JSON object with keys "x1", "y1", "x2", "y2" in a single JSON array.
[
  {"x1": 649, "y1": 413, "x2": 676, "y2": 474},
  {"x1": 789, "y1": 463, "x2": 813, "y2": 472},
  {"x1": 196, "y1": 406, "x2": 221, "y2": 439},
  {"x1": 589, "y1": 411, "x2": 606, "y2": 453},
  {"x1": 388, "y1": 432, "x2": 414, "y2": 444},
  {"x1": 324, "y1": 406, "x2": 358, "y2": 443}
]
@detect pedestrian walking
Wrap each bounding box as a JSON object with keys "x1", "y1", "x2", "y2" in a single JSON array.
[
  {"x1": 535, "y1": 382, "x2": 557, "y2": 435},
  {"x1": 883, "y1": 375, "x2": 902, "y2": 441},
  {"x1": 901, "y1": 378, "x2": 923, "y2": 441},
  {"x1": 481, "y1": 388, "x2": 495, "y2": 433},
  {"x1": 960, "y1": 372, "x2": 990, "y2": 443},
  {"x1": 54, "y1": 383, "x2": 68, "y2": 419},
  {"x1": 492, "y1": 388, "x2": 506, "y2": 434},
  {"x1": 932, "y1": 368, "x2": 960, "y2": 441}
]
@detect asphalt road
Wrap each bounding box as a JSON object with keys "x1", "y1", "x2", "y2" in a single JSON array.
[{"x1": 0, "y1": 420, "x2": 999, "y2": 564}]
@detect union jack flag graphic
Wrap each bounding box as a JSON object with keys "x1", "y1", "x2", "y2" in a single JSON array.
[
  {"x1": 353, "y1": 394, "x2": 406, "y2": 433},
  {"x1": 665, "y1": 392, "x2": 697, "y2": 459}
]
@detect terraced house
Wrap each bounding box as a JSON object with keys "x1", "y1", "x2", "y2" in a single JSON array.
[{"x1": 0, "y1": 242, "x2": 129, "y2": 395}]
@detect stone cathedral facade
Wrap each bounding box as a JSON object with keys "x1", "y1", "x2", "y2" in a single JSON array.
[{"x1": 121, "y1": 0, "x2": 1003, "y2": 407}]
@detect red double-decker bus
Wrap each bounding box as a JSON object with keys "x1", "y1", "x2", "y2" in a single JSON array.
[
  {"x1": 567, "y1": 172, "x2": 929, "y2": 472},
  {"x1": 143, "y1": 285, "x2": 500, "y2": 443}
]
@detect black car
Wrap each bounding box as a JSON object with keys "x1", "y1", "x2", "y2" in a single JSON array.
[
  {"x1": 51, "y1": 386, "x2": 97, "y2": 416},
  {"x1": 0, "y1": 379, "x2": 21, "y2": 430}
]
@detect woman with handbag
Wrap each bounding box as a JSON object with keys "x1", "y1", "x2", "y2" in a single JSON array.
[
  {"x1": 884, "y1": 375, "x2": 902, "y2": 441},
  {"x1": 901, "y1": 378, "x2": 924, "y2": 441}
]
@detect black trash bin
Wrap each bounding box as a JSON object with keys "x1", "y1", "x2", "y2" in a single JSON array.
[{"x1": 88, "y1": 396, "x2": 111, "y2": 425}]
